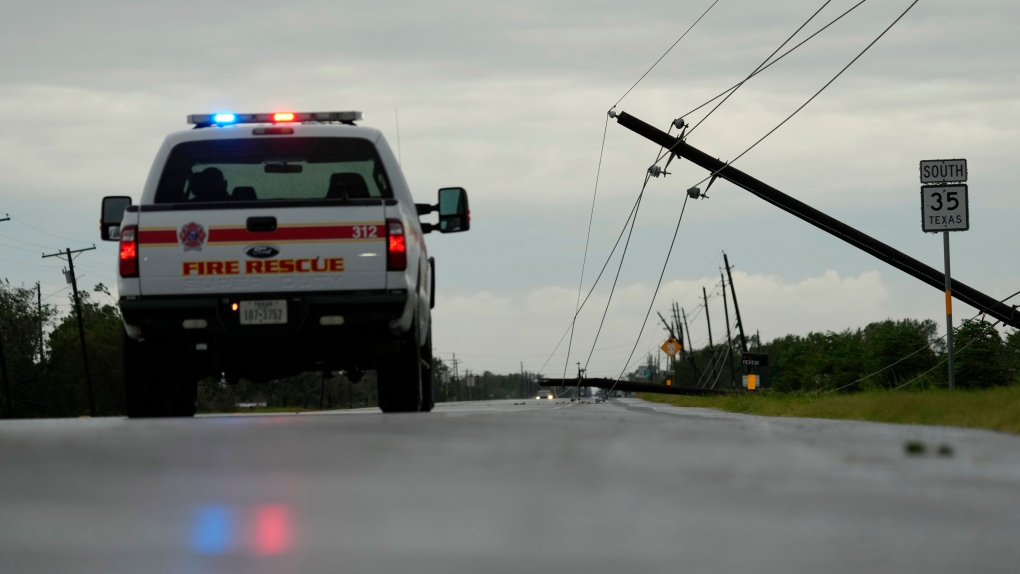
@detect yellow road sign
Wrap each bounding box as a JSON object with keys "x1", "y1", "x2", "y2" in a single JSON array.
[{"x1": 660, "y1": 337, "x2": 682, "y2": 358}]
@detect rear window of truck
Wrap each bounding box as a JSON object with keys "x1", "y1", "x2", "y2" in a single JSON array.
[{"x1": 154, "y1": 137, "x2": 393, "y2": 204}]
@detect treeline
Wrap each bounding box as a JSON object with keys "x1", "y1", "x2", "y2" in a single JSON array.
[
  {"x1": 652, "y1": 317, "x2": 1020, "y2": 392},
  {"x1": 0, "y1": 280, "x2": 124, "y2": 417},
  {"x1": 6, "y1": 275, "x2": 1018, "y2": 418},
  {"x1": 0, "y1": 279, "x2": 542, "y2": 417}
]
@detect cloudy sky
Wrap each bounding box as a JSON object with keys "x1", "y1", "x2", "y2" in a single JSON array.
[{"x1": 2, "y1": 0, "x2": 1018, "y2": 377}]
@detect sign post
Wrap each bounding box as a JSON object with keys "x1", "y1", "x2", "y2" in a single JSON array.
[{"x1": 920, "y1": 159, "x2": 968, "y2": 389}]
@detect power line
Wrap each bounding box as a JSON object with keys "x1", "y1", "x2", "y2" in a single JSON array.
[
  {"x1": 823, "y1": 287, "x2": 1020, "y2": 394},
  {"x1": 563, "y1": 113, "x2": 612, "y2": 386},
  {"x1": 683, "y1": 0, "x2": 920, "y2": 188},
  {"x1": 537, "y1": 192, "x2": 646, "y2": 375},
  {"x1": 680, "y1": 0, "x2": 869, "y2": 122},
  {"x1": 585, "y1": 173, "x2": 652, "y2": 370},
  {"x1": 686, "y1": 0, "x2": 835, "y2": 138},
  {"x1": 606, "y1": 191, "x2": 693, "y2": 396},
  {"x1": 11, "y1": 217, "x2": 116, "y2": 255},
  {"x1": 612, "y1": 0, "x2": 723, "y2": 108}
]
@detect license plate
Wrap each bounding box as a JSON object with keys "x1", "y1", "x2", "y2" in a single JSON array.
[{"x1": 239, "y1": 300, "x2": 288, "y2": 325}]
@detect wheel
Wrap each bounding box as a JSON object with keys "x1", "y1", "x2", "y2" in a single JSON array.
[
  {"x1": 123, "y1": 330, "x2": 197, "y2": 418},
  {"x1": 419, "y1": 326, "x2": 434, "y2": 412},
  {"x1": 376, "y1": 323, "x2": 422, "y2": 413},
  {"x1": 123, "y1": 331, "x2": 159, "y2": 417}
]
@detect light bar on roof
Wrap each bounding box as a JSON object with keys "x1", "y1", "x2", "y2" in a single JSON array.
[{"x1": 186, "y1": 111, "x2": 363, "y2": 126}]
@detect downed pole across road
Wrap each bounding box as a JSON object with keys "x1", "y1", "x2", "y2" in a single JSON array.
[{"x1": 541, "y1": 378, "x2": 732, "y2": 396}]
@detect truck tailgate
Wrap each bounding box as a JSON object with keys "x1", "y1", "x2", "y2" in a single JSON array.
[{"x1": 136, "y1": 205, "x2": 386, "y2": 296}]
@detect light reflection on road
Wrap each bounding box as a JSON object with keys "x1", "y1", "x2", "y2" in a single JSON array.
[{"x1": 191, "y1": 504, "x2": 292, "y2": 556}]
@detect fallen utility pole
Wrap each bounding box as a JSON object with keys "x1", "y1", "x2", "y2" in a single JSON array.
[
  {"x1": 42, "y1": 246, "x2": 97, "y2": 417},
  {"x1": 723, "y1": 252, "x2": 748, "y2": 352},
  {"x1": 614, "y1": 112, "x2": 1020, "y2": 329},
  {"x1": 541, "y1": 377, "x2": 730, "y2": 397}
]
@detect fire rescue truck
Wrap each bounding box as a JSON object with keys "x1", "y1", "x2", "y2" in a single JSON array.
[{"x1": 100, "y1": 111, "x2": 470, "y2": 417}]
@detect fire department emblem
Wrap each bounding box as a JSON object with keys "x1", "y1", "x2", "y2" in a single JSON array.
[{"x1": 179, "y1": 222, "x2": 207, "y2": 251}]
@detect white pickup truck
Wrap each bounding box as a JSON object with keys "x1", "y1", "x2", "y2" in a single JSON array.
[{"x1": 100, "y1": 111, "x2": 469, "y2": 417}]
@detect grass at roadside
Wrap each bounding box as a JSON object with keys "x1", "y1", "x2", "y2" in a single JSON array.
[{"x1": 638, "y1": 383, "x2": 1020, "y2": 434}]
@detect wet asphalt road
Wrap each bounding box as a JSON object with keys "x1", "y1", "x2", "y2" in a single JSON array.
[{"x1": 1, "y1": 398, "x2": 1019, "y2": 573}]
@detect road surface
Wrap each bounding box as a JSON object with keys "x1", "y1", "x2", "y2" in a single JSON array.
[{"x1": 2, "y1": 398, "x2": 1018, "y2": 573}]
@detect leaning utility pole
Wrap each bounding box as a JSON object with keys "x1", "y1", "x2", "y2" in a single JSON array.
[
  {"x1": 613, "y1": 112, "x2": 1020, "y2": 329},
  {"x1": 681, "y1": 307, "x2": 702, "y2": 382},
  {"x1": 702, "y1": 287, "x2": 713, "y2": 348},
  {"x1": 720, "y1": 271, "x2": 737, "y2": 389},
  {"x1": 42, "y1": 246, "x2": 97, "y2": 417},
  {"x1": 723, "y1": 252, "x2": 748, "y2": 352}
]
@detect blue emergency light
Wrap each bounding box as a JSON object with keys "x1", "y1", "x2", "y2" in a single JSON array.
[{"x1": 187, "y1": 111, "x2": 363, "y2": 127}]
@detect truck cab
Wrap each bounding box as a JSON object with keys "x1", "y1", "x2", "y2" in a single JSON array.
[{"x1": 100, "y1": 111, "x2": 469, "y2": 417}]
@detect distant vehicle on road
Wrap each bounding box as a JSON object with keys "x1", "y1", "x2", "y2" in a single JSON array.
[
  {"x1": 535, "y1": 389, "x2": 554, "y2": 400},
  {"x1": 100, "y1": 111, "x2": 470, "y2": 417}
]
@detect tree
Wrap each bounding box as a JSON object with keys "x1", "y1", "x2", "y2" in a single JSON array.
[
  {"x1": 43, "y1": 285, "x2": 124, "y2": 416},
  {"x1": 953, "y1": 319, "x2": 1008, "y2": 389},
  {"x1": 0, "y1": 279, "x2": 57, "y2": 417}
]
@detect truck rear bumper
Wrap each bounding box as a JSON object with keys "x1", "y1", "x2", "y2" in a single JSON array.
[
  {"x1": 121, "y1": 290, "x2": 407, "y2": 335},
  {"x1": 120, "y1": 290, "x2": 410, "y2": 377}
]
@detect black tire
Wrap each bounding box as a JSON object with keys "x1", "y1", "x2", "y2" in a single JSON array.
[
  {"x1": 419, "y1": 326, "x2": 434, "y2": 412},
  {"x1": 377, "y1": 324, "x2": 422, "y2": 413},
  {"x1": 123, "y1": 331, "x2": 159, "y2": 418},
  {"x1": 123, "y1": 330, "x2": 197, "y2": 418}
]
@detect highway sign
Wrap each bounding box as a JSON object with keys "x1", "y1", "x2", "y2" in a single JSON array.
[
  {"x1": 921, "y1": 184, "x2": 969, "y2": 232},
  {"x1": 920, "y1": 159, "x2": 967, "y2": 184},
  {"x1": 660, "y1": 337, "x2": 681, "y2": 358}
]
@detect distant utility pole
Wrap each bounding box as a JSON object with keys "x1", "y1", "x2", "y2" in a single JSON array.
[
  {"x1": 681, "y1": 307, "x2": 702, "y2": 382},
  {"x1": 721, "y1": 271, "x2": 737, "y2": 389},
  {"x1": 450, "y1": 353, "x2": 460, "y2": 402},
  {"x1": 1, "y1": 215, "x2": 12, "y2": 418},
  {"x1": 702, "y1": 286, "x2": 713, "y2": 348},
  {"x1": 723, "y1": 252, "x2": 748, "y2": 352},
  {"x1": 42, "y1": 246, "x2": 97, "y2": 417},
  {"x1": 521, "y1": 361, "x2": 525, "y2": 399},
  {"x1": 36, "y1": 282, "x2": 43, "y2": 363}
]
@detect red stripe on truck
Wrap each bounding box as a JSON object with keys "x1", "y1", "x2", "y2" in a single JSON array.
[
  {"x1": 208, "y1": 224, "x2": 384, "y2": 244},
  {"x1": 137, "y1": 224, "x2": 384, "y2": 246}
]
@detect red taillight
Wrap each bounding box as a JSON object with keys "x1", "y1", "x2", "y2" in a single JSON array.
[
  {"x1": 386, "y1": 219, "x2": 407, "y2": 271},
  {"x1": 119, "y1": 225, "x2": 138, "y2": 277}
]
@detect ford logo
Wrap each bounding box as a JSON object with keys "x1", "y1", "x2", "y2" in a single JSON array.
[{"x1": 244, "y1": 245, "x2": 280, "y2": 259}]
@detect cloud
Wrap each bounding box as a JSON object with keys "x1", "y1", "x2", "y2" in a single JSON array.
[{"x1": 433, "y1": 268, "x2": 891, "y2": 375}]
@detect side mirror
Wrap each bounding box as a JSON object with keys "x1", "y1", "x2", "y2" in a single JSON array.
[
  {"x1": 100, "y1": 196, "x2": 132, "y2": 241},
  {"x1": 437, "y1": 187, "x2": 470, "y2": 233}
]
